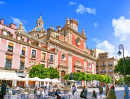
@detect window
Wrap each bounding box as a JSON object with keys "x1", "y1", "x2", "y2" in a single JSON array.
[
  {"x1": 42, "y1": 53, "x2": 46, "y2": 60},
  {"x1": 20, "y1": 62, "x2": 24, "y2": 71},
  {"x1": 5, "y1": 59, "x2": 12, "y2": 69},
  {"x1": 32, "y1": 50, "x2": 36, "y2": 58},
  {"x1": 21, "y1": 47, "x2": 26, "y2": 55},
  {"x1": 61, "y1": 53, "x2": 66, "y2": 60},
  {"x1": 88, "y1": 62, "x2": 91, "y2": 68},
  {"x1": 7, "y1": 32, "x2": 10, "y2": 36},
  {"x1": 49, "y1": 65, "x2": 53, "y2": 68},
  {"x1": 109, "y1": 69, "x2": 112, "y2": 72},
  {"x1": 8, "y1": 43, "x2": 14, "y2": 52},
  {"x1": 50, "y1": 55, "x2": 54, "y2": 62},
  {"x1": 39, "y1": 23, "x2": 40, "y2": 26}
]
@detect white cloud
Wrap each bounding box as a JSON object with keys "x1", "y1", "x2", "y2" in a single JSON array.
[
  {"x1": 69, "y1": 1, "x2": 76, "y2": 5},
  {"x1": 76, "y1": 4, "x2": 96, "y2": 15},
  {"x1": 112, "y1": 16, "x2": 130, "y2": 41},
  {"x1": 0, "y1": 1, "x2": 5, "y2": 4},
  {"x1": 96, "y1": 40, "x2": 115, "y2": 55},
  {"x1": 94, "y1": 22, "x2": 98, "y2": 28},
  {"x1": 11, "y1": 17, "x2": 27, "y2": 32},
  {"x1": 92, "y1": 38, "x2": 101, "y2": 43}
]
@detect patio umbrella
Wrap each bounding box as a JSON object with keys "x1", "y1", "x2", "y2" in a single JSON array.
[
  {"x1": 29, "y1": 77, "x2": 42, "y2": 81},
  {"x1": 52, "y1": 79, "x2": 60, "y2": 83},
  {"x1": 42, "y1": 78, "x2": 52, "y2": 82}
]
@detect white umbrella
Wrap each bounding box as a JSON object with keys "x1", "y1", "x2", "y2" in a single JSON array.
[
  {"x1": 42, "y1": 78, "x2": 52, "y2": 82},
  {"x1": 52, "y1": 79, "x2": 60, "y2": 83},
  {"x1": 29, "y1": 77, "x2": 42, "y2": 81}
]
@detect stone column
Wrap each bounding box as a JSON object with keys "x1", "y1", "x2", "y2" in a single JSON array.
[{"x1": 68, "y1": 52, "x2": 72, "y2": 74}]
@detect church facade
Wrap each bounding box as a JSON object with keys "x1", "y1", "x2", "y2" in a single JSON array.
[{"x1": 0, "y1": 15, "x2": 96, "y2": 85}]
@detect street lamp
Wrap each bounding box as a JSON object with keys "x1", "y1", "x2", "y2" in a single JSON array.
[{"x1": 117, "y1": 44, "x2": 125, "y2": 83}]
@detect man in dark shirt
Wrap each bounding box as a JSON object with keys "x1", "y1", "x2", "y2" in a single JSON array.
[{"x1": 1, "y1": 81, "x2": 6, "y2": 99}]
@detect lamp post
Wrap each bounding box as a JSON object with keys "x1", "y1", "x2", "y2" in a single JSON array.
[{"x1": 117, "y1": 44, "x2": 125, "y2": 83}]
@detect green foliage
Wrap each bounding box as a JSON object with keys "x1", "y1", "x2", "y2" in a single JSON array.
[
  {"x1": 78, "y1": 72, "x2": 86, "y2": 81},
  {"x1": 49, "y1": 67, "x2": 60, "y2": 79},
  {"x1": 29, "y1": 64, "x2": 60, "y2": 79},
  {"x1": 63, "y1": 72, "x2": 112, "y2": 83},
  {"x1": 119, "y1": 77, "x2": 124, "y2": 82},
  {"x1": 63, "y1": 74, "x2": 69, "y2": 80},
  {"x1": 125, "y1": 76, "x2": 130, "y2": 83},
  {"x1": 114, "y1": 57, "x2": 130, "y2": 75}
]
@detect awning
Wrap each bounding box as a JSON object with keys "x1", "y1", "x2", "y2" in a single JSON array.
[{"x1": 0, "y1": 70, "x2": 18, "y2": 80}]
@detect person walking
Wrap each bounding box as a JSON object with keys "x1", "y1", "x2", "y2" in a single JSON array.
[
  {"x1": 72, "y1": 85, "x2": 76, "y2": 95},
  {"x1": 83, "y1": 86, "x2": 88, "y2": 99},
  {"x1": 1, "y1": 81, "x2": 6, "y2": 99},
  {"x1": 99, "y1": 84, "x2": 103, "y2": 95},
  {"x1": 124, "y1": 83, "x2": 129, "y2": 99},
  {"x1": 105, "y1": 85, "x2": 109, "y2": 96}
]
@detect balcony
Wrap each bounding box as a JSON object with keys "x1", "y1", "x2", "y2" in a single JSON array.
[
  {"x1": 101, "y1": 65, "x2": 106, "y2": 67},
  {"x1": 5, "y1": 64, "x2": 11, "y2": 69},
  {"x1": 108, "y1": 64, "x2": 113, "y2": 66},
  {"x1": 31, "y1": 55, "x2": 36, "y2": 59},
  {"x1": 108, "y1": 71, "x2": 113, "y2": 73},
  {"x1": 101, "y1": 71, "x2": 106, "y2": 73},
  {"x1": 7, "y1": 49, "x2": 13, "y2": 53},
  {"x1": 22, "y1": 52, "x2": 25, "y2": 56},
  {"x1": 19, "y1": 66, "x2": 24, "y2": 71}
]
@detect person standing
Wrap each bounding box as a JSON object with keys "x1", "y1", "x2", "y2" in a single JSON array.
[
  {"x1": 1, "y1": 81, "x2": 6, "y2": 99},
  {"x1": 105, "y1": 89, "x2": 117, "y2": 99},
  {"x1": 124, "y1": 83, "x2": 129, "y2": 99},
  {"x1": 72, "y1": 85, "x2": 76, "y2": 95},
  {"x1": 99, "y1": 84, "x2": 103, "y2": 95},
  {"x1": 105, "y1": 85, "x2": 109, "y2": 96},
  {"x1": 83, "y1": 86, "x2": 88, "y2": 99}
]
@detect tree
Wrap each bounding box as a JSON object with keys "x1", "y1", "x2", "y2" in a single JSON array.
[
  {"x1": 78, "y1": 72, "x2": 86, "y2": 86},
  {"x1": 114, "y1": 57, "x2": 130, "y2": 75},
  {"x1": 29, "y1": 64, "x2": 50, "y2": 79},
  {"x1": 49, "y1": 67, "x2": 60, "y2": 79},
  {"x1": 125, "y1": 76, "x2": 130, "y2": 83},
  {"x1": 29, "y1": 64, "x2": 60, "y2": 79},
  {"x1": 63, "y1": 74, "x2": 69, "y2": 81}
]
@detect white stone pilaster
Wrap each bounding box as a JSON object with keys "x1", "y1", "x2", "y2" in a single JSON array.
[{"x1": 68, "y1": 53, "x2": 72, "y2": 74}]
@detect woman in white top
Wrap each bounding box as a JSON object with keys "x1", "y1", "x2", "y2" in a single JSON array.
[{"x1": 44, "y1": 88, "x2": 48, "y2": 96}]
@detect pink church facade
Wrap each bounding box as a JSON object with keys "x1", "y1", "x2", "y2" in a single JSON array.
[{"x1": 0, "y1": 16, "x2": 96, "y2": 86}]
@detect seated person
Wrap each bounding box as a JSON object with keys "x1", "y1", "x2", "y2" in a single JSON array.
[
  {"x1": 80, "y1": 91, "x2": 86, "y2": 99},
  {"x1": 63, "y1": 90, "x2": 68, "y2": 94},
  {"x1": 44, "y1": 88, "x2": 48, "y2": 96},
  {"x1": 91, "y1": 90, "x2": 97, "y2": 98},
  {"x1": 51, "y1": 89, "x2": 56, "y2": 97},
  {"x1": 55, "y1": 89, "x2": 65, "y2": 99}
]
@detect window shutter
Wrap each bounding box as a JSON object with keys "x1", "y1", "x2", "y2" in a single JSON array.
[
  {"x1": 22, "y1": 47, "x2": 26, "y2": 51},
  {"x1": 42, "y1": 53, "x2": 45, "y2": 60},
  {"x1": 8, "y1": 42, "x2": 14, "y2": 47},
  {"x1": 20, "y1": 58, "x2": 25, "y2": 63},
  {"x1": 6, "y1": 55, "x2": 12, "y2": 59}
]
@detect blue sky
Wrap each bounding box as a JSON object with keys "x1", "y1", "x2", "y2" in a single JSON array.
[{"x1": 0, "y1": 0, "x2": 130, "y2": 58}]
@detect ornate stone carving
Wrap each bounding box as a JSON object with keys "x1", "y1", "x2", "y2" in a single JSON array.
[
  {"x1": 74, "y1": 58, "x2": 83, "y2": 69},
  {"x1": 59, "y1": 60, "x2": 68, "y2": 70}
]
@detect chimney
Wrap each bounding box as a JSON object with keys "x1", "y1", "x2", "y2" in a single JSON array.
[
  {"x1": 10, "y1": 23, "x2": 16, "y2": 29},
  {"x1": 1, "y1": 19, "x2": 4, "y2": 24},
  {"x1": 56, "y1": 26, "x2": 61, "y2": 31}
]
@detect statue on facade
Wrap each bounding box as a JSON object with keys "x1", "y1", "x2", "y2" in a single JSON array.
[{"x1": 69, "y1": 73, "x2": 74, "y2": 80}]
